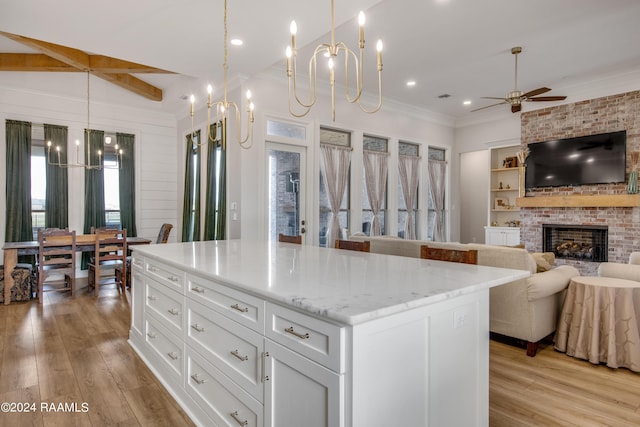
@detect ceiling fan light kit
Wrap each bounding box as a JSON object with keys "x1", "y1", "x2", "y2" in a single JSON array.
[{"x1": 472, "y1": 46, "x2": 567, "y2": 113}]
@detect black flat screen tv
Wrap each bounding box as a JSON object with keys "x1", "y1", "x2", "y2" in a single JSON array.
[{"x1": 525, "y1": 130, "x2": 626, "y2": 188}]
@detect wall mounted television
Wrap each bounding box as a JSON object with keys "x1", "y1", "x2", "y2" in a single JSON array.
[{"x1": 525, "y1": 130, "x2": 626, "y2": 188}]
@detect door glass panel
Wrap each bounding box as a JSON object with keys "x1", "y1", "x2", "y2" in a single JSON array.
[{"x1": 269, "y1": 148, "x2": 302, "y2": 241}]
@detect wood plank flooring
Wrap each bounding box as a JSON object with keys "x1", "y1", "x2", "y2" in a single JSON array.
[
  {"x1": 2, "y1": 287, "x2": 640, "y2": 426},
  {"x1": 0, "y1": 286, "x2": 194, "y2": 427},
  {"x1": 490, "y1": 337, "x2": 640, "y2": 427}
]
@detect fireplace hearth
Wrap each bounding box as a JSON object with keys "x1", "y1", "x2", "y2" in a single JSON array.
[{"x1": 542, "y1": 224, "x2": 608, "y2": 262}]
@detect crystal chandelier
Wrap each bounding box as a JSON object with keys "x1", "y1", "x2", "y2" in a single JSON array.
[
  {"x1": 285, "y1": 0, "x2": 383, "y2": 121},
  {"x1": 46, "y1": 71, "x2": 122, "y2": 169},
  {"x1": 189, "y1": 0, "x2": 255, "y2": 149}
]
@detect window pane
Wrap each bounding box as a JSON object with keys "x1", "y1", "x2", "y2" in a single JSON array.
[
  {"x1": 362, "y1": 135, "x2": 387, "y2": 236},
  {"x1": 319, "y1": 128, "x2": 350, "y2": 246},
  {"x1": 398, "y1": 142, "x2": 419, "y2": 239},
  {"x1": 103, "y1": 147, "x2": 121, "y2": 228},
  {"x1": 266, "y1": 119, "x2": 306, "y2": 141}
]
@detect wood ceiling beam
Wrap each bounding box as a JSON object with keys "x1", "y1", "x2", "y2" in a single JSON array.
[
  {"x1": 0, "y1": 31, "x2": 169, "y2": 101},
  {"x1": 0, "y1": 53, "x2": 77, "y2": 71}
]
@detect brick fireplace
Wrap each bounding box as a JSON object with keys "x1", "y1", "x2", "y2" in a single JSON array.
[{"x1": 519, "y1": 90, "x2": 640, "y2": 276}]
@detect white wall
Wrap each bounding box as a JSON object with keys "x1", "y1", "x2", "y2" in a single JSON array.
[
  {"x1": 177, "y1": 71, "x2": 458, "y2": 244},
  {"x1": 459, "y1": 150, "x2": 489, "y2": 243},
  {"x1": 0, "y1": 77, "x2": 179, "y2": 263}
]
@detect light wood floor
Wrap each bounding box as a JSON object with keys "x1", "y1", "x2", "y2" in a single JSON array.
[
  {"x1": 490, "y1": 337, "x2": 640, "y2": 427},
  {"x1": 0, "y1": 286, "x2": 195, "y2": 427},
  {"x1": 2, "y1": 289, "x2": 640, "y2": 427}
]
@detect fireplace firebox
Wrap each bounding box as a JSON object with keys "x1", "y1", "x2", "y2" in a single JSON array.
[{"x1": 542, "y1": 224, "x2": 608, "y2": 262}]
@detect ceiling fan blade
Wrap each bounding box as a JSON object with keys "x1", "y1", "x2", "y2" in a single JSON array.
[
  {"x1": 480, "y1": 96, "x2": 508, "y2": 100},
  {"x1": 528, "y1": 96, "x2": 567, "y2": 102},
  {"x1": 511, "y1": 104, "x2": 522, "y2": 113},
  {"x1": 522, "y1": 87, "x2": 551, "y2": 98},
  {"x1": 470, "y1": 102, "x2": 507, "y2": 112}
]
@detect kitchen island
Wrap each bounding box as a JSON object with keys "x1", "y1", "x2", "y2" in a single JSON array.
[{"x1": 128, "y1": 239, "x2": 529, "y2": 427}]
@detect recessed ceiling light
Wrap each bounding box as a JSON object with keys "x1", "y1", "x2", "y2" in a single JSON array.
[
  {"x1": 406, "y1": 81, "x2": 416, "y2": 87},
  {"x1": 231, "y1": 39, "x2": 243, "y2": 46},
  {"x1": 463, "y1": 100, "x2": 472, "y2": 105}
]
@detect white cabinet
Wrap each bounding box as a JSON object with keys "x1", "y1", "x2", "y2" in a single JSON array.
[
  {"x1": 485, "y1": 226, "x2": 520, "y2": 246},
  {"x1": 264, "y1": 340, "x2": 342, "y2": 427},
  {"x1": 129, "y1": 245, "x2": 497, "y2": 427}
]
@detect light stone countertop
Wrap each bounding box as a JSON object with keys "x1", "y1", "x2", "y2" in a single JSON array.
[{"x1": 133, "y1": 239, "x2": 530, "y2": 325}]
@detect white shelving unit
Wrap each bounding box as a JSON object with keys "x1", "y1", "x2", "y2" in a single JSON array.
[{"x1": 486, "y1": 145, "x2": 521, "y2": 245}]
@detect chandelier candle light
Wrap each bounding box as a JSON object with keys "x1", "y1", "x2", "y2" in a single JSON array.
[
  {"x1": 286, "y1": 0, "x2": 383, "y2": 121},
  {"x1": 189, "y1": 0, "x2": 255, "y2": 149},
  {"x1": 47, "y1": 71, "x2": 122, "y2": 169}
]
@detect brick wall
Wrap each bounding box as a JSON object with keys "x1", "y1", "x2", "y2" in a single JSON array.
[{"x1": 519, "y1": 90, "x2": 640, "y2": 274}]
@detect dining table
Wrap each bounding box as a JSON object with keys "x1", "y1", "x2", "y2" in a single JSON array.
[{"x1": 2, "y1": 234, "x2": 152, "y2": 305}]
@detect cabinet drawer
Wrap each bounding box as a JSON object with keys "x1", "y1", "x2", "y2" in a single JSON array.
[
  {"x1": 188, "y1": 274, "x2": 265, "y2": 333},
  {"x1": 146, "y1": 259, "x2": 185, "y2": 293},
  {"x1": 266, "y1": 303, "x2": 344, "y2": 373},
  {"x1": 146, "y1": 278, "x2": 184, "y2": 334},
  {"x1": 187, "y1": 299, "x2": 264, "y2": 401},
  {"x1": 187, "y1": 349, "x2": 263, "y2": 427},
  {"x1": 145, "y1": 317, "x2": 183, "y2": 379},
  {"x1": 131, "y1": 255, "x2": 144, "y2": 271}
]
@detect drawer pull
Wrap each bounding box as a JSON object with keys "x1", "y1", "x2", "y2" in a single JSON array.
[
  {"x1": 169, "y1": 275, "x2": 180, "y2": 282},
  {"x1": 149, "y1": 266, "x2": 158, "y2": 272},
  {"x1": 191, "y1": 323, "x2": 205, "y2": 332},
  {"x1": 167, "y1": 351, "x2": 179, "y2": 360},
  {"x1": 285, "y1": 326, "x2": 310, "y2": 339},
  {"x1": 146, "y1": 332, "x2": 157, "y2": 339},
  {"x1": 230, "y1": 411, "x2": 248, "y2": 426},
  {"x1": 191, "y1": 373, "x2": 206, "y2": 385},
  {"x1": 230, "y1": 349, "x2": 249, "y2": 362},
  {"x1": 168, "y1": 308, "x2": 180, "y2": 316},
  {"x1": 230, "y1": 303, "x2": 249, "y2": 313},
  {"x1": 261, "y1": 351, "x2": 270, "y2": 383},
  {"x1": 147, "y1": 295, "x2": 157, "y2": 301},
  {"x1": 191, "y1": 286, "x2": 205, "y2": 294}
]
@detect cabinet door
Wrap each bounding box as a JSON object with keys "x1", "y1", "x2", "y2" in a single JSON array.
[
  {"x1": 264, "y1": 340, "x2": 342, "y2": 427},
  {"x1": 130, "y1": 257, "x2": 145, "y2": 339},
  {"x1": 504, "y1": 229, "x2": 521, "y2": 246}
]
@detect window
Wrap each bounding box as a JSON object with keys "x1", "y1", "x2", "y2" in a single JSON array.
[
  {"x1": 362, "y1": 135, "x2": 388, "y2": 235},
  {"x1": 427, "y1": 147, "x2": 446, "y2": 241},
  {"x1": 31, "y1": 142, "x2": 46, "y2": 238},
  {"x1": 398, "y1": 142, "x2": 419, "y2": 239},
  {"x1": 103, "y1": 145, "x2": 121, "y2": 227},
  {"x1": 319, "y1": 127, "x2": 351, "y2": 247}
]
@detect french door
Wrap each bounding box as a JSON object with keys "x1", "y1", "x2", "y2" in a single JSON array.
[{"x1": 267, "y1": 143, "x2": 307, "y2": 243}]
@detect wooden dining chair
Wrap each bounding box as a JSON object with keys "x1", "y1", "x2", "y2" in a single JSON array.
[
  {"x1": 335, "y1": 239, "x2": 371, "y2": 252},
  {"x1": 278, "y1": 233, "x2": 302, "y2": 244},
  {"x1": 89, "y1": 228, "x2": 127, "y2": 295},
  {"x1": 37, "y1": 229, "x2": 76, "y2": 304},
  {"x1": 420, "y1": 245, "x2": 478, "y2": 265},
  {"x1": 156, "y1": 223, "x2": 173, "y2": 244}
]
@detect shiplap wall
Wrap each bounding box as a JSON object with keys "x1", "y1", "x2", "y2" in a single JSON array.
[{"x1": 0, "y1": 81, "x2": 178, "y2": 263}]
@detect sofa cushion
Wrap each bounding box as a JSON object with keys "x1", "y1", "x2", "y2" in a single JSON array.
[{"x1": 531, "y1": 252, "x2": 555, "y2": 272}]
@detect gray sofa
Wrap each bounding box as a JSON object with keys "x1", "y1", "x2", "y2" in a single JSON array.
[{"x1": 349, "y1": 235, "x2": 580, "y2": 356}]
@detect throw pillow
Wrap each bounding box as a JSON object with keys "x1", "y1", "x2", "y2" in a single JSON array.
[{"x1": 531, "y1": 252, "x2": 554, "y2": 272}]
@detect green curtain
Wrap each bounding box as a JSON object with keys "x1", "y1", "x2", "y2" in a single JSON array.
[
  {"x1": 204, "y1": 122, "x2": 226, "y2": 240},
  {"x1": 5, "y1": 120, "x2": 33, "y2": 246},
  {"x1": 117, "y1": 132, "x2": 137, "y2": 237},
  {"x1": 215, "y1": 122, "x2": 227, "y2": 240},
  {"x1": 82, "y1": 129, "x2": 105, "y2": 268},
  {"x1": 181, "y1": 130, "x2": 201, "y2": 242},
  {"x1": 43, "y1": 124, "x2": 69, "y2": 229}
]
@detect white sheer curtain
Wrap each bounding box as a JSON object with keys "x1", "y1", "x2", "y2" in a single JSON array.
[
  {"x1": 363, "y1": 150, "x2": 389, "y2": 236},
  {"x1": 428, "y1": 159, "x2": 447, "y2": 242},
  {"x1": 320, "y1": 144, "x2": 352, "y2": 248},
  {"x1": 398, "y1": 154, "x2": 420, "y2": 240}
]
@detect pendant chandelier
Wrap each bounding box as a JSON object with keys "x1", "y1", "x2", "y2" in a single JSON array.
[
  {"x1": 47, "y1": 71, "x2": 122, "y2": 169},
  {"x1": 189, "y1": 0, "x2": 255, "y2": 149},
  {"x1": 285, "y1": 0, "x2": 383, "y2": 122}
]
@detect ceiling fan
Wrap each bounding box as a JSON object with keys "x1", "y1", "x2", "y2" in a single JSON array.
[{"x1": 472, "y1": 46, "x2": 567, "y2": 113}]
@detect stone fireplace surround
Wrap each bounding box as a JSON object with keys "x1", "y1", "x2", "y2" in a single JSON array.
[{"x1": 518, "y1": 90, "x2": 640, "y2": 276}]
